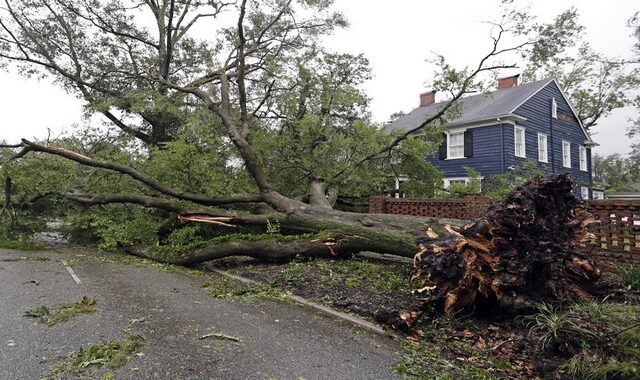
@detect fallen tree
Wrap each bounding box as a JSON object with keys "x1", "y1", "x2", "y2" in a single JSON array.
[
  {"x1": 0, "y1": 1, "x2": 609, "y2": 316},
  {"x1": 410, "y1": 174, "x2": 603, "y2": 316}
]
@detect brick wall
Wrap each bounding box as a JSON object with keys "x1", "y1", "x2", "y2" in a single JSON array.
[
  {"x1": 369, "y1": 196, "x2": 640, "y2": 264},
  {"x1": 586, "y1": 200, "x2": 640, "y2": 264},
  {"x1": 368, "y1": 195, "x2": 491, "y2": 220}
]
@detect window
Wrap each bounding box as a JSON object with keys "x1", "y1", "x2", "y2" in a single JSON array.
[
  {"x1": 447, "y1": 131, "x2": 465, "y2": 159},
  {"x1": 580, "y1": 187, "x2": 589, "y2": 200},
  {"x1": 579, "y1": 146, "x2": 587, "y2": 171},
  {"x1": 443, "y1": 178, "x2": 468, "y2": 189},
  {"x1": 562, "y1": 140, "x2": 571, "y2": 168},
  {"x1": 537, "y1": 133, "x2": 548, "y2": 163},
  {"x1": 514, "y1": 126, "x2": 526, "y2": 158},
  {"x1": 443, "y1": 177, "x2": 485, "y2": 191},
  {"x1": 592, "y1": 190, "x2": 605, "y2": 200},
  {"x1": 551, "y1": 97, "x2": 558, "y2": 119}
]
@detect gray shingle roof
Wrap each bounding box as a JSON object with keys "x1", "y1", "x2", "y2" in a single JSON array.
[{"x1": 387, "y1": 78, "x2": 553, "y2": 131}]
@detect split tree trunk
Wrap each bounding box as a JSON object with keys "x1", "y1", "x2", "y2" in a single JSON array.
[{"x1": 128, "y1": 205, "x2": 452, "y2": 265}]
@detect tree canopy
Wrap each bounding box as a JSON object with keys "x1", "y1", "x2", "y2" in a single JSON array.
[{"x1": 0, "y1": 1, "x2": 637, "y2": 261}]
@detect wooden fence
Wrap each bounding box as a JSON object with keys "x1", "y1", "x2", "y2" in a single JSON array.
[{"x1": 369, "y1": 196, "x2": 640, "y2": 264}]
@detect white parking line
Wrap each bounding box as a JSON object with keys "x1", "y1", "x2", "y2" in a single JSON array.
[{"x1": 61, "y1": 260, "x2": 82, "y2": 285}]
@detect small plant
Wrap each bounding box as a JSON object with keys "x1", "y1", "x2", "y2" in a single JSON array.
[
  {"x1": 613, "y1": 263, "x2": 640, "y2": 291},
  {"x1": 25, "y1": 296, "x2": 97, "y2": 326},
  {"x1": 266, "y1": 218, "x2": 281, "y2": 234},
  {"x1": 522, "y1": 302, "x2": 598, "y2": 353}
]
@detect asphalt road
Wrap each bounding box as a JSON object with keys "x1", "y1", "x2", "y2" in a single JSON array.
[{"x1": 0, "y1": 246, "x2": 403, "y2": 380}]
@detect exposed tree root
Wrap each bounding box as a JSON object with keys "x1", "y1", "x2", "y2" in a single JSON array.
[{"x1": 411, "y1": 174, "x2": 605, "y2": 315}]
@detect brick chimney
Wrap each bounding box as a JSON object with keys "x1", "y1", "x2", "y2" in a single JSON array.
[
  {"x1": 420, "y1": 90, "x2": 436, "y2": 107},
  {"x1": 497, "y1": 74, "x2": 520, "y2": 89}
]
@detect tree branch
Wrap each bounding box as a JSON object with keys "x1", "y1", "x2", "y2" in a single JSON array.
[{"x1": 9, "y1": 139, "x2": 264, "y2": 207}]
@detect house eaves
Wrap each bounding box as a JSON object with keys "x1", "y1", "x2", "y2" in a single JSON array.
[{"x1": 445, "y1": 114, "x2": 527, "y2": 130}]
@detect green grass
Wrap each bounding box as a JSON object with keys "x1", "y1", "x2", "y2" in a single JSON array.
[
  {"x1": 25, "y1": 296, "x2": 97, "y2": 326},
  {"x1": 522, "y1": 302, "x2": 598, "y2": 352},
  {"x1": 0, "y1": 238, "x2": 46, "y2": 250},
  {"x1": 613, "y1": 263, "x2": 640, "y2": 291},
  {"x1": 91, "y1": 252, "x2": 204, "y2": 276},
  {"x1": 43, "y1": 334, "x2": 145, "y2": 379},
  {"x1": 201, "y1": 276, "x2": 290, "y2": 301},
  {"x1": 525, "y1": 301, "x2": 640, "y2": 379},
  {"x1": 392, "y1": 341, "x2": 498, "y2": 380},
  {"x1": 281, "y1": 257, "x2": 412, "y2": 294}
]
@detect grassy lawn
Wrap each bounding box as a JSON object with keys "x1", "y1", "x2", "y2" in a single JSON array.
[{"x1": 208, "y1": 256, "x2": 418, "y2": 321}]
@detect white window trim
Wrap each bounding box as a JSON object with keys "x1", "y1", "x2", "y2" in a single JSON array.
[
  {"x1": 592, "y1": 190, "x2": 605, "y2": 200},
  {"x1": 551, "y1": 97, "x2": 558, "y2": 119},
  {"x1": 579, "y1": 146, "x2": 587, "y2": 172},
  {"x1": 443, "y1": 176, "x2": 484, "y2": 189},
  {"x1": 537, "y1": 133, "x2": 548, "y2": 163},
  {"x1": 514, "y1": 126, "x2": 526, "y2": 158},
  {"x1": 580, "y1": 186, "x2": 589, "y2": 200},
  {"x1": 446, "y1": 129, "x2": 466, "y2": 160},
  {"x1": 562, "y1": 140, "x2": 571, "y2": 168}
]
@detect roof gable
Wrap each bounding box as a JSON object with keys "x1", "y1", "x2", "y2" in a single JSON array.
[
  {"x1": 387, "y1": 78, "x2": 553, "y2": 131},
  {"x1": 510, "y1": 79, "x2": 594, "y2": 144}
]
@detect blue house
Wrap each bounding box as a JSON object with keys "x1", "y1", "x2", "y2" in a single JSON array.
[{"x1": 387, "y1": 75, "x2": 598, "y2": 199}]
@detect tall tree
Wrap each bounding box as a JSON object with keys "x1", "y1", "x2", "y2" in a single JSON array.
[
  {"x1": 592, "y1": 153, "x2": 638, "y2": 192},
  {"x1": 0, "y1": 1, "x2": 578, "y2": 262},
  {"x1": 627, "y1": 11, "x2": 640, "y2": 169},
  {"x1": 521, "y1": 8, "x2": 639, "y2": 129}
]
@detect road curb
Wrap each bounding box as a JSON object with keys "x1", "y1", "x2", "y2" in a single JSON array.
[{"x1": 210, "y1": 269, "x2": 388, "y2": 336}]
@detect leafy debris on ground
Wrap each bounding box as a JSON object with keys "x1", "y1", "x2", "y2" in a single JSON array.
[
  {"x1": 25, "y1": 296, "x2": 96, "y2": 326},
  {"x1": 200, "y1": 275, "x2": 290, "y2": 301},
  {"x1": 43, "y1": 334, "x2": 145, "y2": 379}
]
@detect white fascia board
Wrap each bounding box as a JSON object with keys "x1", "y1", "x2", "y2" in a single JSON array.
[{"x1": 443, "y1": 114, "x2": 526, "y2": 130}]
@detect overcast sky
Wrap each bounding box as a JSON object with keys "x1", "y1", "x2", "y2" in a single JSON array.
[{"x1": 1, "y1": 0, "x2": 637, "y2": 156}]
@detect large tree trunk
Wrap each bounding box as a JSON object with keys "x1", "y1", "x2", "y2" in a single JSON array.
[{"x1": 127, "y1": 206, "x2": 452, "y2": 264}]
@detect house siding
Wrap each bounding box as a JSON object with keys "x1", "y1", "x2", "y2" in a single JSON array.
[
  {"x1": 512, "y1": 81, "x2": 592, "y2": 198},
  {"x1": 426, "y1": 124, "x2": 506, "y2": 178},
  {"x1": 428, "y1": 80, "x2": 593, "y2": 198}
]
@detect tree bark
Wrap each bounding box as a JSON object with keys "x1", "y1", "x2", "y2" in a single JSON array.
[{"x1": 308, "y1": 178, "x2": 332, "y2": 209}]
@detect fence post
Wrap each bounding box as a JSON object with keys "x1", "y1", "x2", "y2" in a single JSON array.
[{"x1": 369, "y1": 195, "x2": 385, "y2": 214}]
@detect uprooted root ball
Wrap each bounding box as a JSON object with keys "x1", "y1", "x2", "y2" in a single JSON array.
[{"x1": 411, "y1": 174, "x2": 610, "y2": 315}]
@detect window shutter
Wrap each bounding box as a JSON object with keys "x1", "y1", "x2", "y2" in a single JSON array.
[
  {"x1": 464, "y1": 130, "x2": 473, "y2": 158},
  {"x1": 438, "y1": 133, "x2": 447, "y2": 160}
]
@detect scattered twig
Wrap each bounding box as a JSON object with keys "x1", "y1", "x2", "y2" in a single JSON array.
[{"x1": 199, "y1": 333, "x2": 242, "y2": 342}]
